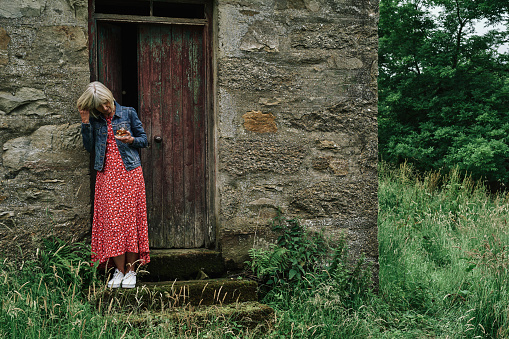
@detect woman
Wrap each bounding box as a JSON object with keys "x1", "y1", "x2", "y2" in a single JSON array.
[{"x1": 77, "y1": 81, "x2": 150, "y2": 289}]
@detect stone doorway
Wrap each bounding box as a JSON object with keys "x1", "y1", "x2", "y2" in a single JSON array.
[{"x1": 89, "y1": 0, "x2": 215, "y2": 249}]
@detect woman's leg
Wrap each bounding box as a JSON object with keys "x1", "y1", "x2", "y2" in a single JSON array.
[
  {"x1": 112, "y1": 252, "x2": 139, "y2": 274},
  {"x1": 108, "y1": 254, "x2": 127, "y2": 288},
  {"x1": 125, "y1": 252, "x2": 139, "y2": 273},
  {"x1": 121, "y1": 252, "x2": 139, "y2": 288},
  {"x1": 112, "y1": 253, "x2": 126, "y2": 274}
]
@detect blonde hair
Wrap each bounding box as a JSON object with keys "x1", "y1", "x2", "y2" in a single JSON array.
[{"x1": 76, "y1": 81, "x2": 115, "y2": 117}]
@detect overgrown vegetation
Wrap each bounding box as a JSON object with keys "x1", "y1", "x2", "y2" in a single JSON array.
[
  {"x1": 2, "y1": 163, "x2": 509, "y2": 337},
  {"x1": 247, "y1": 210, "x2": 372, "y2": 306},
  {"x1": 377, "y1": 162, "x2": 509, "y2": 338},
  {"x1": 246, "y1": 211, "x2": 375, "y2": 337},
  {"x1": 0, "y1": 237, "x2": 267, "y2": 338},
  {"x1": 248, "y1": 211, "x2": 331, "y2": 287},
  {"x1": 0, "y1": 238, "x2": 100, "y2": 338}
]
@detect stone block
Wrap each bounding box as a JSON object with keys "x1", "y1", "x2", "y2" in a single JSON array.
[
  {"x1": 0, "y1": 0, "x2": 45, "y2": 18},
  {"x1": 240, "y1": 20, "x2": 281, "y2": 52},
  {"x1": 3, "y1": 123, "x2": 86, "y2": 171},
  {"x1": 220, "y1": 137, "x2": 306, "y2": 175},
  {"x1": 242, "y1": 111, "x2": 277, "y2": 133},
  {"x1": 144, "y1": 249, "x2": 227, "y2": 281},
  {"x1": 26, "y1": 25, "x2": 88, "y2": 66},
  {"x1": 312, "y1": 156, "x2": 349, "y2": 176},
  {"x1": 288, "y1": 180, "x2": 378, "y2": 218},
  {"x1": 0, "y1": 87, "x2": 46, "y2": 114},
  {"x1": 0, "y1": 27, "x2": 9, "y2": 66}
]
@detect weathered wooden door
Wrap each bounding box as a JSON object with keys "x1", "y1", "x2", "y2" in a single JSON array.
[
  {"x1": 138, "y1": 25, "x2": 208, "y2": 249},
  {"x1": 94, "y1": 20, "x2": 212, "y2": 249},
  {"x1": 96, "y1": 23, "x2": 122, "y2": 102}
]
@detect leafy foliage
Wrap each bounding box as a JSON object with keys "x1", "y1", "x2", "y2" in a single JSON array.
[
  {"x1": 247, "y1": 210, "x2": 373, "y2": 309},
  {"x1": 247, "y1": 210, "x2": 329, "y2": 287},
  {"x1": 379, "y1": 0, "x2": 509, "y2": 185}
]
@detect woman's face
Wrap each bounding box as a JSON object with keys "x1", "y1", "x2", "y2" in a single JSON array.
[{"x1": 96, "y1": 101, "x2": 114, "y2": 117}]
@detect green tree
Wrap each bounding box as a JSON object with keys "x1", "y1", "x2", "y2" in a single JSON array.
[{"x1": 379, "y1": 0, "x2": 509, "y2": 185}]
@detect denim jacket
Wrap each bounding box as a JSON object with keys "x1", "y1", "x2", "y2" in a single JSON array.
[{"x1": 81, "y1": 102, "x2": 148, "y2": 171}]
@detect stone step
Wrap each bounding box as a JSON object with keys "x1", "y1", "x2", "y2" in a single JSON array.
[
  {"x1": 143, "y1": 248, "x2": 226, "y2": 281},
  {"x1": 89, "y1": 277, "x2": 258, "y2": 311},
  {"x1": 114, "y1": 301, "x2": 275, "y2": 332}
]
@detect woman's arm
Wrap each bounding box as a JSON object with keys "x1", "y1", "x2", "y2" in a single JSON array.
[
  {"x1": 79, "y1": 108, "x2": 94, "y2": 153},
  {"x1": 129, "y1": 108, "x2": 148, "y2": 149}
]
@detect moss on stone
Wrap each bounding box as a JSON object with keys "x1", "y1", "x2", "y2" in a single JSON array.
[
  {"x1": 115, "y1": 301, "x2": 275, "y2": 331},
  {"x1": 144, "y1": 249, "x2": 226, "y2": 281},
  {"x1": 89, "y1": 278, "x2": 258, "y2": 311}
]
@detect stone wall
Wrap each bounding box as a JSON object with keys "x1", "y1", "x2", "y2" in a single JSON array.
[
  {"x1": 0, "y1": 0, "x2": 91, "y2": 256},
  {"x1": 215, "y1": 0, "x2": 379, "y2": 275}
]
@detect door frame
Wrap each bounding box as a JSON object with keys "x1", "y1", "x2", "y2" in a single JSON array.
[{"x1": 87, "y1": 0, "x2": 216, "y2": 249}]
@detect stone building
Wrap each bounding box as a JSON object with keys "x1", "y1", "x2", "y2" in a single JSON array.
[{"x1": 0, "y1": 0, "x2": 379, "y2": 281}]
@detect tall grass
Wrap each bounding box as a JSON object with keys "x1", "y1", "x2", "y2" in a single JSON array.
[
  {"x1": 0, "y1": 237, "x2": 137, "y2": 338},
  {"x1": 0, "y1": 238, "x2": 259, "y2": 338},
  {"x1": 1, "y1": 162, "x2": 509, "y2": 338},
  {"x1": 378, "y1": 162, "x2": 509, "y2": 338}
]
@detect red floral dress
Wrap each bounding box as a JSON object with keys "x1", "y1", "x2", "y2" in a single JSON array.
[{"x1": 91, "y1": 116, "x2": 150, "y2": 267}]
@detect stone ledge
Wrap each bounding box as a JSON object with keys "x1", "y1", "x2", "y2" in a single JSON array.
[
  {"x1": 113, "y1": 301, "x2": 274, "y2": 330},
  {"x1": 89, "y1": 277, "x2": 258, "y2": 310},
  {"x1": 144, "y1": 248, "x2": 226, "y2": 281}
]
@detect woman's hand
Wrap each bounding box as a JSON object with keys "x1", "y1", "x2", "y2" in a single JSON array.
[
  {"x1": 115, "y1": 130, "x2": 135, "y2": 144},
  {"x1": 78, "y1": 107, "x2": 90, "y2": 124}
]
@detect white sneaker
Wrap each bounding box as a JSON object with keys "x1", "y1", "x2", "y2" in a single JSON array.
[
  {"x1": 107, "y1": 269, "x2": 124, "y2": 288},
  {"x1": 122, "y1": 271, "x2": 136, "y2": 289}
]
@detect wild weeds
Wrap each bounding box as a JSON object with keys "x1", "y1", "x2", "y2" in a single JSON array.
[
  {"x1": 246, "y1": 210, "x2": 375, "y2": 338},
  {"x1": 247, "y1": 210, "x2": 330, "y2": 290},
  {"x1": 0, "y1": 237, "x2": 101, "y2": 338}
]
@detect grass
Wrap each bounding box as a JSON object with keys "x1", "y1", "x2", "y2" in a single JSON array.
[
  {"x1": 0, "y1": 238, "x2": 264, "y2": 338},
  {"x1": 377, "y1": 162, "x2": 509, "y2": 338},
  {"x1": 1, "y1": 161, "x2": 509, "y2": 338}
]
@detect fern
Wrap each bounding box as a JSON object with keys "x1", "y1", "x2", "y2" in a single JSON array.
[
  {"x1": 247, "y1": 209, "x2": 331, "y2": 288},
  {"x1": 247, "y1": 210, "x2": 373, "y2": 307},
  {"x1": 247, "y1": 246, "x2": 288, "y2": 285}
]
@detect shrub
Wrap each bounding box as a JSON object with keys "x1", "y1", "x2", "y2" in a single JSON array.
[{"x1": 246, "y1": 210, "x2": 373, "y2": 309}]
